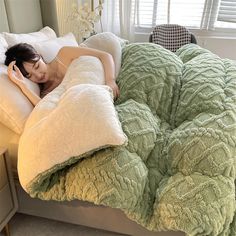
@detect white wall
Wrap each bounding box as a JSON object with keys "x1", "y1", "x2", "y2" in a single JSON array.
[{"x1": 197, "y1": 36, "x2": 236, "y2": 60}]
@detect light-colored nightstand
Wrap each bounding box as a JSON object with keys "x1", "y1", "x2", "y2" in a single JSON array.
[{"x1": 0, "y1": 148, "x2": 18, "y2": 236}]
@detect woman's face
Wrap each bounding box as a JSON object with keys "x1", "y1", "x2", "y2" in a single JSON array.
[{"x1": 23, "y1": 58, "x2": 49, "y2": 83}]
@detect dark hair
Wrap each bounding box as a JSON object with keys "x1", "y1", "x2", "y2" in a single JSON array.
[{"x1": 5, "y1": 43, "x2": 40, "y2": 77}]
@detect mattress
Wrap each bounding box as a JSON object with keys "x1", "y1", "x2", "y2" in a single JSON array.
[{"x1": 0, "y1": 122, "x2": 19, "y2": 174}]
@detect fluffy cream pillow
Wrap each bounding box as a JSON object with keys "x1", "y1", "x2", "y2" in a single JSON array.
[
  {"x1": 3, "y1": 26, "x2": 57, "y2": 46},
  {"x1": 63, "y1": 56, "x2": 105, "y2": 87},
  {"x1": 81, "y1": 32, "x2": 122, "y2": 77},
  {"x1": 32, "y1": 33, "x2": 78, "y2": 63},
  {"x1": 0, "y1": 65, "x2": 40, "y2": 134}
]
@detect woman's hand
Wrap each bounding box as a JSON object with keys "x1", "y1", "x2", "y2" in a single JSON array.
[
  {"x1": 106, "y1": 80, "x2": 120, "y2": 100},
  {"x1": 7, "y1": 61, "x2": 27, "y2": 91}
]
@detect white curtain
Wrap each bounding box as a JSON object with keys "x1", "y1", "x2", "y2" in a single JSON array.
[
  {"x1": 200, "y1": 0, "x2": 221, "y2": 30},
  {"x1": 100, "y1": 0, "x2": 136, "y2": 41}
]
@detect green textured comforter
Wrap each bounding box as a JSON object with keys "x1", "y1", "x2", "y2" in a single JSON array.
[{"x1": 26, "y1": 43, "x2": 236, "y2": 235}]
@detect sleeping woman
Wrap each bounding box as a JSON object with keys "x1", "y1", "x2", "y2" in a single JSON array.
[{"x1": 5, "y1": 43, "x2": 120, "y2": 106}]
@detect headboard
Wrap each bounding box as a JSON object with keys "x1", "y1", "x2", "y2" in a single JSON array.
[{"x1": 0, "y1": 0, "x2": 59, "y2": 34}]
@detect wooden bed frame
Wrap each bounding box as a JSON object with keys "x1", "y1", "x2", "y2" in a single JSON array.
[{"x1": 0, "y1": 1, "x2": 184, "y2": 235}]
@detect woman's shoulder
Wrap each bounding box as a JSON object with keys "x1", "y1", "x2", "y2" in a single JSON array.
[
  {"x1": 55, "y1": 46, "x2": 78, "y2": 62},
  {"x1": 56, "y1": 47, "x2": 67, "y2": 59}
]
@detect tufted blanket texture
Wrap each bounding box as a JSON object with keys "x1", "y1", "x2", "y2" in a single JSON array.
[{"x1": 19, "y1": 42, "x2": 236, "y2": 236}]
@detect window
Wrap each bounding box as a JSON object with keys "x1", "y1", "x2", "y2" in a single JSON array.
[{"x1": 135, "y1": 0, "x2": 236, "y2": 33}]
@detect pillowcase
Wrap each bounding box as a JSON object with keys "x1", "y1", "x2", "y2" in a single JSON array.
[
  {"x1": 0, "y1": 34, "x2": 8, "y2": 64},
  {"x1": 3, "y1": 26, "x2": 57, "y2": 47},
  {"x1": 0, "y1": 65, "x2": 40, "y2": 134},
  {"x1": 32, "y1": 33, "x2": 78, "y2": 63}
]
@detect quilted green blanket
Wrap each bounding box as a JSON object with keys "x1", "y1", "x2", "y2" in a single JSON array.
[{"x1": 21, "y1": 43, "x2": 236, "y2": 235}]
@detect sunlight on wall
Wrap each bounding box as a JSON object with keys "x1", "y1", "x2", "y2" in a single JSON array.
[{"x1": 55, "y1": 0, "x2": 77, "y2": 36}]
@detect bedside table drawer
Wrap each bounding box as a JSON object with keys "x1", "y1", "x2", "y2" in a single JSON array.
[
  {"x1": 0, "y1": 156, "x2": 8, "y2": 189},
  {"x1": 0, "y1": 184, "x2": 13, "y2": 223}
]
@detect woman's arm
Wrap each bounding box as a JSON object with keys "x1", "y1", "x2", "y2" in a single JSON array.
[
  {"x1": 20, "y1": 85, "x2": 41, "y2": 106},
  {"x1": 7, "y1": 61, "x2": 41, "y2": 106},
  {"x1": 58, "y1": 46, "x2": 120, "y2": 98}
]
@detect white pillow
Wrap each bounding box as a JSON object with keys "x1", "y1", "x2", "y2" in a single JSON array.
[
  {"x1": 32, "y1": 33, "x2": 79, "y2": 63},
  {"x1": 3, "y1": 26, "x2": 57, "y2": 47},
  {"x1": 81, "y1": 32, "x2": 122, "y2": 77},
  {"x1": 0, "y1": 65, "x2": 40, "y2": 134},
  {"x1": 0, "y1": 34, "x2": 8, "y2": 64}
]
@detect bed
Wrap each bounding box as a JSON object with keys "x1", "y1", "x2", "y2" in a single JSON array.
[
  {"x1": 1, "y1": 1, "x2": 236, "y2": 236},
  {"x1": 0, "y1": 1, "x2": 184, "y2": 236}
]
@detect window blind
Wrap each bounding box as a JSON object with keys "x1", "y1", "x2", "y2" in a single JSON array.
[
  {"x1": 133, "y1": 0, "x2": 236, "y2": 31},
  {"x1": 135, "y1": 0, "x2": 206, "y2": 28},
  {"x1": 217, "y1": 0, "x2": 236, "y2": 23}
]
